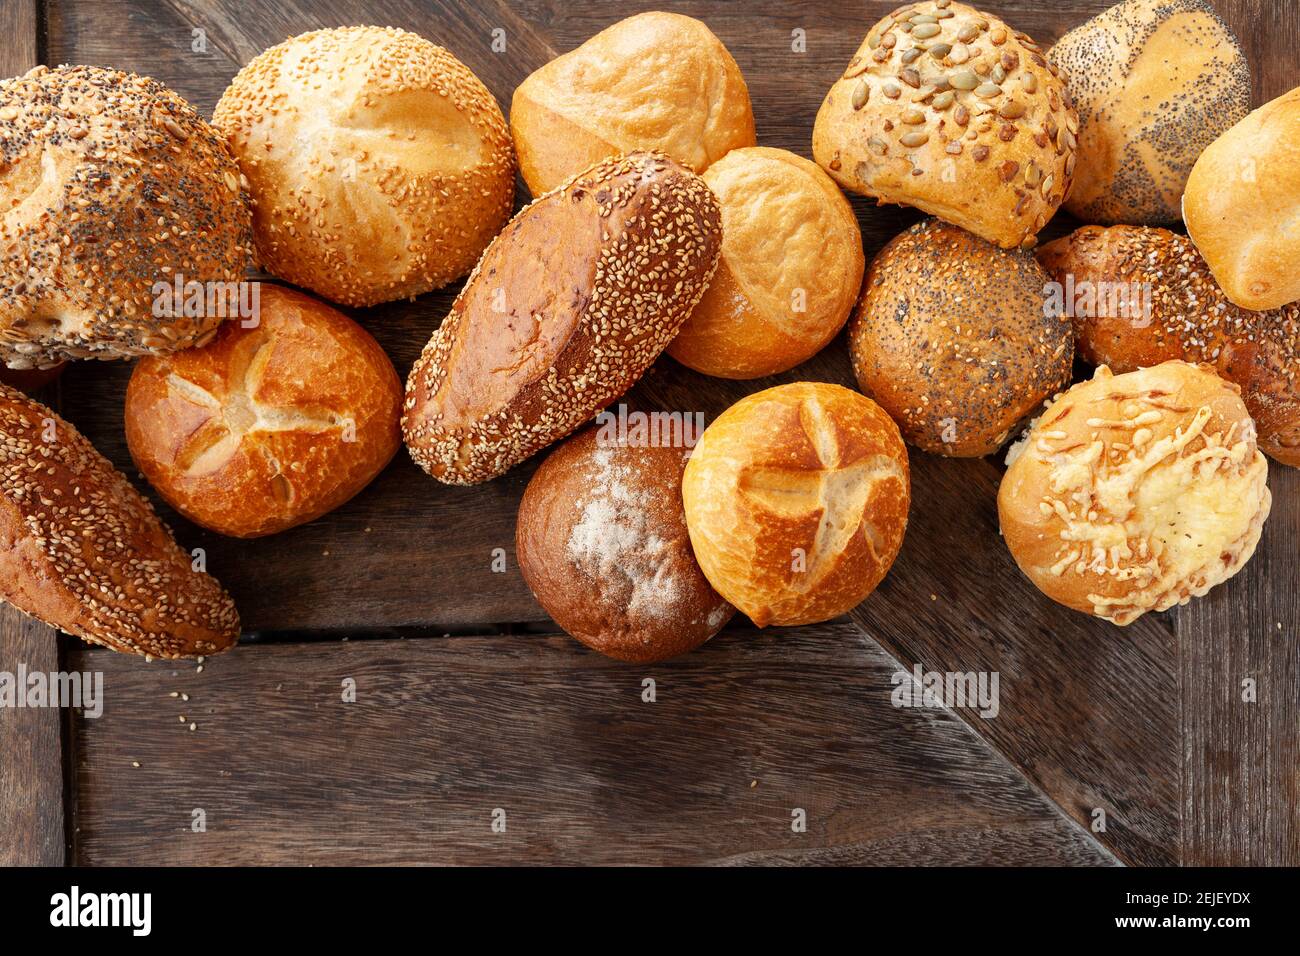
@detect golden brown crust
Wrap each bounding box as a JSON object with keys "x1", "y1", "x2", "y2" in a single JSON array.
[
  {"x1": 516, "y1": 428, "x2": 734, "y2": 662},
  {"x1": 849, "y1": 218, "x2": 1073, "y2": 457},
  {"x1": 402, "y1": 151, "x2": 722, "y2": 485},
  {"x1": 0, "y1": 65, "x2": 253, "y2": 368},
  {"x1": 812, "y1": 1, "x2": 1078, "y2": 249},
  {"x1": 510, "y1": 12, "x2": 756, "y2": 196},
  {"x1": 998, "y1": 362, "x2": 1270, "y2": 626},
  {"x1": 1038, "y1": 225, "x2": 1300, "y2": 466},
  {"x1": 1048, "y1": 0, "x2": 1250, "y2": 225},
  {"x1": 682, "y1": 382, "x2": 910, "y2": 627},
  {"x1": 124, "y1": 285, "x2": 402, "y2": 538},
  {"x1": 0, "y1": 384, "x2": 240, "y2": 657},
  {"x1": 1184, "y1": 85, "x2": 1300, "y2": 311},
  {"x1": 214, "y1": 26, "x2": 515, "y2": 307},
  {"x1": 667, "y1": 147, "x2": 865, "y2": 379}
]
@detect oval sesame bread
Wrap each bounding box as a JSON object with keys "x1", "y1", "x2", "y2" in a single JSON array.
[
  {"x1": 402, "y1": 151, "x2": 723, "y2": 485},
  {"x1": 999, "y1": 362, "x2": 1270, "y2": 626},
  {"x1": 1048, "y1": 0, "x2": 1249, "y2": 225},
  {"x1": 1038, "y1": 225, "x2": 1300, "y2": 467},
  {"x1": 0, "y1": 385, "x2": 239, "y2": 658},
  {"x1": 812, "y1": 0, "x2": 1079, "y2": 250},
  {"x1": 0, "y1": 65, "x2": 253, "y2": 369}
]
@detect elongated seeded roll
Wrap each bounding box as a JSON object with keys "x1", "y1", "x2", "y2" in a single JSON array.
[
  {"x1": 402, "y1": 151, "x2": 722, "y2": 485},
  {"x1": 0, "y1": 385, "x2": 240, "y2": 658}
]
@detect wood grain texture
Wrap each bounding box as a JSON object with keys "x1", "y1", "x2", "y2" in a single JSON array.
[
  {"x1": 68, "y1": 626, "x2": 1116, "y2": 866},
  {"x1": 0, "y1": 0, "x2": 67, "y2": 868}
]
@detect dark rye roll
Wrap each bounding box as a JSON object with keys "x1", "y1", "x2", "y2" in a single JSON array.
[
  {"x1": 1037, "y1": 225, "x2": 1300, "y2": 466},
  {"x1": 402, "y1": 151, "x2": 723, "y2": 485},
  {"x1": 0, "y1": 384, "x2": 240, "y2": 658},
  {"x1": 849, "y1": 218, "x2": 1073, "y2": 457},
  {"x1": 0, "y1": 65, "x2": 253, "y2": 369}
]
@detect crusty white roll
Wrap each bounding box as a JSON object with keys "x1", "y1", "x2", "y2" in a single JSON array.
[
  {"x1": 1037, "y1": 225, "x2": 1300, "y2": 467},
  {"x1": 1048, "y1": 0, "x2": 1250, "y2": 225},
  {"x1": 510, "y1": 12, "x2": 756, "y2": 196},
  {"x1": 850, "y1": 218, "x2": 1073, "y2": 457},
  {"x1": 682, "y1": 382, "x2": 910, "y2": 627},
  {"x1": 0, "y1": 384, "x2": 240, "y2": 658},
  {"x1": 517, "y1": 427, "x2": 734, "y2": 662},
  {"x1": 0, "y1": 65, "x2": 253, "y2": 369},
  {"x1": 214, "y1": 26, "x2": 515, "y2": 307},
  {"x1": 999, "y1": 362, "x2": 1271, "y2": 626},
  {"x1": 125, "y1": 285, "x2": 402, "y2": 538},
  {"x1": 813, "y1": 1, "x2": 1079, "y2": 249},
  {"x1": 1183, "y1": 85, "x2": 1300, "y2": 311},
  {"x1": 668, "y1": 147, "x2": 864, "y2": 379},
  {"x1": 403, "y1": 152, "x2": 722, "y2": 485}
]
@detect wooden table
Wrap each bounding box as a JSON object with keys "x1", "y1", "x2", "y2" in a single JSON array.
[{"x1": 1, "y1": 0, "x2": 1296, "y2": 866}]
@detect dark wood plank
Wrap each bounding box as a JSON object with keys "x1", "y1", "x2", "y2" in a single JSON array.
[
  {"x1": 69, "y1": 625, "x2": 1115, "y2": 865},
  {"x1": 0, "y1": 0, "x2": 67, "y2": 869}
]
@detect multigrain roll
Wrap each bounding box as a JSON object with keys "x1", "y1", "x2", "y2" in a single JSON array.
[
  {"x1": 849, "y1": 219, "x2": 1073, "y2": 457},
  {"x1": 517, "y1": 428, "x2": 734, "y2": 663},
  {"x1": 0, "y1": 384, "x2": 240, "y2": 658},
  {"x1": 1183, "y1": 86, "x2": 1300, "y2": 311},
  {"x1": 999, "y1": 362, "x2": 1271, "y2": 626},
  {"x1": 682, "y1": 382, "x2": 910, "y2": 627},
  {"x1": 1038, "y1": 225, "x2": 1300, "y2": 466},
  {"x1": 813, "y1": 1, "x2": 1078, "y2": 249},
  {"x1": 667, "y1": 147, "x2": 864, "y2": 379},
  {"x1": 1048, "y1": 0, "x2": 1249, "y2": 225},
  {"x1": 125, "y1": 285, "x2": 402, "y2": 538},
  {"x1": 0, "y1": 65, "x2": 253, "y2": 369},
  {"x1": 510, "y1": 12, "x2": 756, "y2": 196},
  {"x1": 403, "y1": 152, "x2": 722, "y2": 485},
  {"x1": 214, "y1": 26, "x2": 515, "y2": 307}
]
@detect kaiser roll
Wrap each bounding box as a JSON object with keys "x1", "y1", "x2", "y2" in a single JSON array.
[
  {"x1": 682, "y1": 382, "x2": 910, "y2": 627},
  {"x1": 1183, "y1": 85, "x2": 1300, "y2": 311},
  {"x1": 403, "y1": 152, "x2": 722, "y2": 485},
  {"x1": 1048, "y1": 0, "x2": 1250, "y2": 225},
  {"x1": 667, "y1": 147, "x2": 865, "y2": 379},
  {"x1": 999, "y1": 362, "x2": 1271, "y2": 626},
  {"x1": 0, "y1": 384, "x2": 240, "y2": 657},
  {"x1": 213, "y1": 26, "x2": 515, "y2": 307},
  {"x1": 812, "y1": 1, "x2": 1079, "y2": 250},
  {"x1": 1038, "y1": 225, "x2": 1300, "y2": 467},
  {"x1": 849, "y1": 219, "x2": 1073, "y2": 457},
  {"x1": 517, "y1": 427, "x2": 734, "y2": 662},
  {"x1": 0, "y1": 65, "x2": 253, "y2": 369},
  {"x1": 125, "y1": 284, "x2": 402, "y2": 538},
  {"x1": 510, "y1": 12, "x2": 756, "y2": 196}
]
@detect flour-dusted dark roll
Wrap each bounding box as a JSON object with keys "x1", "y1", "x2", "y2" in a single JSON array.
[
  {"x1": 848, "y1": 218, "x2": 1073, "y2": 457},
  {"x1": 517, "y1": 427, "x2": 734, "y2": 663},
  {"x1": 402, "y1": 151, "x2": 723, "y2": 485},
  {"x1": 0, "y1": 385, "x2": 240, "y2": 658}
]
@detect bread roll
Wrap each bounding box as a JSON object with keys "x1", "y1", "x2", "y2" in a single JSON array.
[
  {"x1": 849, "y1": 219, "x2": 1073, "y2": 457},
  {"x1": 510, "y1": 12, "x2": 756, "y2": 196},
  {"x1": 214, "y1": 26, "x2": 514, "y2": 307},
  {"x1": 999, "y1": 362, "x2": 1270, "y2": 626},
  {"x1": 517, "y1": 428, "x2": 734, "y2": 662},
  {"x1": 667, "y1": 147, "x2": 864, "y2": 379},
  {"x1": 1048, "y1": 0, "x2": 1250, "y2": 225},
  {"x1": 682, "y1": 382, "x2": 909, "y2": 627},
  {"x1": 812, "y1": 1, "x2": 1078, "y2": 249},
  {"x1": 0, "y1": 65, "x2": 253, "y2": 369},
  {"x1": 124, "y1": 285, "x2": 401, "y2": 538},
  {"x1": 0, "y1": 384, "x2": 239, "y2": 657},
  {"x1": 1038, "y1": 225, "x2": 1300, "y2": 466},
  {"x1": 403, "y1": 152, "x2": 722, "y2": 485},
  {"x1": 1183, "y1": 86, "x2": 1300, "y2": 310}
]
